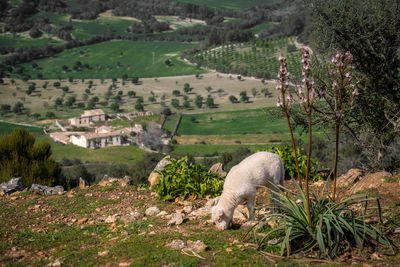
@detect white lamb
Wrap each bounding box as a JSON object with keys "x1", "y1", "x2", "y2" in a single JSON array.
[{"x1": 211, "y1": 151, "x2": 284, "y2": 230}]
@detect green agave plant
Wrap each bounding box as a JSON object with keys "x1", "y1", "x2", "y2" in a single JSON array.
[{"x1": 251, "y1": 182, "x2": 395, "y2": 259}]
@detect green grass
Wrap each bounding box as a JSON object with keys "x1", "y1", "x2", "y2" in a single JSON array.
[
  {"x1": 70, "y1": 18, "x2": 134, "y2": 40},
  {"x1": 0, "y1": 34, "x2": 62, "y2": 48},
  {"x1": 165, "y1": 108, "x2": 288, "y2": 135},
  {"x1": 171, "y1": 144, "x2": 273, "y2": 157},
  {"x1": 173, "y1": 0, "x2": 280, "y2": 11},
  {"x1": 249, "y1": 22, "x2": 275, "y2": 34},
  {"x1": 14, "y1": 40, "x2": 205, "y2": 79}
]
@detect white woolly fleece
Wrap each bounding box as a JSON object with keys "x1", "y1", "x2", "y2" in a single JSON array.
[{"x1": 212, "y1": 151, "x2": 284, "y2": 230}]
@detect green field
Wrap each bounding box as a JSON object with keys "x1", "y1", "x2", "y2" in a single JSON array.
[
  {"x1": 0, "y1": 34, "x2": 62, "y2": 48},
  {"x1": 173, "y1": 0, "x2": 280, "y2": 11},
  {"x1": 249, "y1": 22, "x2": 275, "y2": 34},
  {"x1": 0, "y1": 121, "x2": 145, "y2": 164},
  {"x1": 14, "y1": 40, "x2": 204, "y2": 79},
  {"x1": 171, "y1": 144, "x2": 272, "y2": 157},
  {"x1": 165, "y1": 108, "x2": 287, "y2": 135}
]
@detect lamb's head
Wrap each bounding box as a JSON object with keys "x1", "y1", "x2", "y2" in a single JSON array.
[{"x1": 211, "y1": 205, "x2": 231, "y2": 230}]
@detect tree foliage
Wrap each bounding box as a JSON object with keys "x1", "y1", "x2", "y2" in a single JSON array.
[
  {"x1": 0, "y1": 129, "x2": 62, "y2": 186},
  {"x1": 308, "y1": 0, "x2": 400, "y2": 167}
]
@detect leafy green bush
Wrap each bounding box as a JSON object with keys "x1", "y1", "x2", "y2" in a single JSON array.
[
  {"x1": 154, "y1": 157, "x2": 224, "y2": 201},
  {"x1": 267, "y1": 145, "x2": 321, "y2": 181},
  {"x1": 252, "y1": 183, "x2": 394, "y2": 259}
]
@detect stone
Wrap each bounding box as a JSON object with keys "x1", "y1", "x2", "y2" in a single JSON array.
[
  {"x1": 119, "y1": 176, "x2": 130, "y2": 187},
  {"x1": 77, "y1": 217, "x2": 88, "y2": 225},
  {"x1": 183, "y1": 205, "x2": 193, "y2": 214},
  {"x1": 30, "y1": 184, "x2": 65, "y2": 195},
  {"x1": 79, "y1": 177, "x2": 88, "y2": 189},
  {"x1": 118, "y1": 262, "x2": 131, "y2": 267},
  {"x1": 209, "y1": 162, "x2": 227, "y2": 177},
  {"x1": 98, "y1": 250, "x2": 109, "y2": 257},
  {"x1": 165, "y1": 239, "x2": 186, "y2": 250},
  {"x1": 48, "y1": 258, "x2": 63, "y2": 267},
  {"x1": 105, "y1": 215, "x2": 117, "y2": 224},
  {"x1": 190, "y1": 207, "x2": 211, "y2": 218},
  {"x1": 394, "y1": 228, "x2": 400, "y2": 234},
  {"x1": 145, "y1": 206, "x2": 160, "y2": 217},
  {"x1": 0, "y1": 177, "x2": 24, "y2": 195},
  {"x1": 148, "y1": 172, "x2": 161, "y2": 188},
  {"x1": 148, "y1": 156, "x2": 172, "y2": 187},
  {"x1": 156, "y1": 211, "x2": 168, "y2": 217},
  {"x1": 350, "y1": 171, "x2": 392, "y2": 194},
  {"x1": 168, "y1": 212, "x2": 184, "y2": 226},
  {"x1": 186, "y1": 240, "x2": 208, "y2": 253},
  {"x1": 337, "y1": 169, "x2": 364, "y2": 188},
  {"x1": 120, "y1": 212, "x2": 142, "y2": 223}
]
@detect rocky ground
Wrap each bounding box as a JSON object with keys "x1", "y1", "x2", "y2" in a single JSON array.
[{"x1": 1, "y1": 170, "x2": 400, "y2": 266}]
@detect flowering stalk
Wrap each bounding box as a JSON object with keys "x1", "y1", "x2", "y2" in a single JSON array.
[
  {"x1": 276, "y1": 54, "x2": 301, "y2": 185},
  {"x1": 298, "y1": 48, "x2": 316, "y2": 226},
  {"x1": 327, "y1": 52, "x2": 357, "y2": 201}
]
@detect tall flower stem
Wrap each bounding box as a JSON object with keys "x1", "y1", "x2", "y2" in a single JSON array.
[{"x1": 277, "y1": 55, "x2": 301, "y2": 185}]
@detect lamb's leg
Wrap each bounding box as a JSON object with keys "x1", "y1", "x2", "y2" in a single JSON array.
[{"x1": 246, "y1": 194, "x2": 256, "y2": 221}]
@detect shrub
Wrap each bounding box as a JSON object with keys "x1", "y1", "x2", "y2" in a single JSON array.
[
  {"x1": 267, "y1": 145, "x2": 321, "y2": 181},
  {"x1": 154, "y1": 157, "x2": 224, "y2": 201},
  {"x1": 252, "y1": 183, "x2": 394, "y2": 259}
]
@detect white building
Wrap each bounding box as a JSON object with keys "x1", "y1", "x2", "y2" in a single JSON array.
[
  {"x1": 70, "y1": 131, "x2": 122, "y2": 149},
  {"x1": 69, "y1": 109, "x2": 106, "y2": 127}
]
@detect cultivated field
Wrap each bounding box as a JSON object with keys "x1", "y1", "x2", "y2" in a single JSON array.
[
  {"x1": 173, "y1": 0, "x2": 281, "y2": 10},
  {"x1": 11, "y1": 40, "x2": 203, "y2": 79},
  {"x1": 0, "y1": 73, "x2": 276, "y2": 122},
  {"x1": 192, "y1": 37, "x2": 301, "y2": 79},
  {"x1": 154, "y1": 16, "x2": 206, "y2": 30}
]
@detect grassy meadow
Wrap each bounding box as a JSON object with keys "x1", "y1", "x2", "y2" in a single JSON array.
[
  {"x1": 0, "y1": 33, "x2": 62, "y2": 48},
  {"x1": 173, "y1": 0, "x2": 281, "y2": 10},
  {"x1": 13, "y1": 40, "x2": 203, "y2": 79}
]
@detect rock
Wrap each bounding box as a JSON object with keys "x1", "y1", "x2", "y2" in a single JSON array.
[
  {"x1": 30, "y1": 184, "x2": 65, "y2": 195},
  {"x1": 189, "y1": 207, "x2": 211, "y2": 219},
  {"x1": 168, "y1": 212, "x2": 184, "y2": 226},
  {"x1": 0, "y1": 177, "x2": 24, "y2": 195},
  {"x1": 48, "y1": 258, "x2": 63, "y2": 267},
  {"x1": 105, "y1": 215, "x2": 117, "y2": 224},
  {"x1": 77, "y1": 217, "x2": 88, "y2": 225},
  {"x1": 119, "y1": 176, "x2": 130, "y2": 187},
  {"x1": 209, "y1": 162, "x2": 227, "y2": 177},
  {"x1": 166, "y1": 239, "x2": 187, "y2": 250},
  {"x1": 148, "y1": 172, "x2": 161, "y2": 188},
  {"x1": 98, "y1": 250, "x2": 109, "y2": 257},
  {"x1": 148, "y1": 156, "x2": 172, "y2": 187},
  {"x1": 79, "y1": 177, "x2": 88, "y2": 189},
  {"x1": 118, "y1": 262, "x2": 131, "y2": 267},
  {"x1": 350, "y1": 171, "x2": 392, "y2": 194},
  {"x1": 394, "y1": 228, "x2": 400, "y2": 234},
  {"x1": 370, "y1": 252, "x2": 383, "y2": 260},
  {"x1": 186, "y1": 240, "x2": 208, "y2": 253},
  {"x1": 156, "y1": 211, "x2": 168, "y2": 217},
  {"x1": 183, "y1": 205, "x2": 192, "y2": 214},
  {"x1": 145, "y1": 206, "x2": 160, "y2": 217},
  {"x1": 337, "y1": 169, "x2": 364, "y2": 188},
  {"x1": 120, "y1": 212, "x2": 142, "y2": 223}
]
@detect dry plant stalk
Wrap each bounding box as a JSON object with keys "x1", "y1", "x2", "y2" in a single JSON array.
[{"x1": 276, "y1": 53, "x2": 301, "y2": 185}]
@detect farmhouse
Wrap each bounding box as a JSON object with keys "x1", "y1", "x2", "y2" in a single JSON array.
[
  {"x1": 69, "y1": 109, "x2": 106, "y2": 127},
  {"x1": 70, "y1": 131, "x2": 123, "y2": 149}
]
